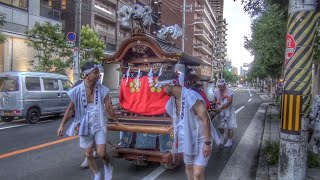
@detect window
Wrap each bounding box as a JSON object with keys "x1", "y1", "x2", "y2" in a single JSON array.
[
  {"x1": 0, "y1": 76, "x2": 19, "y2": 92},
  {"x1": 43, "y1": 78, "x2": 59, "y2": 91},
  {"x1": 0, "y1": 0, "x2": 28, "y2": 10},
  {"x1": 25, "y1": 77, "x2": 41, "y2": 91},
  {"x1": 62, "y1": 80, "x2": 72, "y2": 91}
]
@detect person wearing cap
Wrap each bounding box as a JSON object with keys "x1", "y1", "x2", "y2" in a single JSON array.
[
  {"x1": 213, "y1": 79, "x2": 236, "y2": 147},
  {"x1": 57, "y1": 62, "x2": 118, "y2": 180},
  {"x1": 157, "y1": 70, "x2": 213, "y2": 180}
]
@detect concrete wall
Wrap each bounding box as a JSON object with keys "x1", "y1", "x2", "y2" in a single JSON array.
[{"x1": 103, "y1": 64, "x2": 120, "y2": 90}]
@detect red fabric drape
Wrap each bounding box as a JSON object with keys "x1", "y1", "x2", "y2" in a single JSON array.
[{"x1": 119, "y1": 76, "x2": 170, "y2": 115}]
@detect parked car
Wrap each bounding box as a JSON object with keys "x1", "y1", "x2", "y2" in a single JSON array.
[{"x1": 0, "y1": 71, "x2": 73, "y2": 124}]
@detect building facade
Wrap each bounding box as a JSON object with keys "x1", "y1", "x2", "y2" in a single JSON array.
[
  {"x1": 153, "y1": 0, "x2": 218, "y2": 80},
  {"x1": 0, "y1": 0, "x2": 62, "y2": 72}
]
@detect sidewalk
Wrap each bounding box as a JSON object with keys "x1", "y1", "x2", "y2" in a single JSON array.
[{"x1": 256, "y1": 103, "x2": 320, "y2": 179}]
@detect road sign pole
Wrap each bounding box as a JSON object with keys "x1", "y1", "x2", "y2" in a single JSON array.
[
  {"x1": 278, "y1": 0, "x2": 319, "y2": 179},
  {"x1": 74, "y1": 0, "x2": 82, "y2": 82}
]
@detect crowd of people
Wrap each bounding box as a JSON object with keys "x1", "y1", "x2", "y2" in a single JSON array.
[{"x1": 56, "y1": 62, "x2": 237, "y2": 180}]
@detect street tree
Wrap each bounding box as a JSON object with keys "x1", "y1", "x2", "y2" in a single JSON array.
[
  {"x1": 243, "y1": 3, "x2": 287, "y2": 79},
  {"x1": 0, "y1": 12, "x2": 6, "y2": 44},
  {"x1": 223, "y1": 69, "x2": 238, "y2": 83},
  {"x1": 80, "y1": 25, "x2": 106, "y2": 66},
  {"x1": 26, "y1": 22, "x2": 72, "y2": 74}
]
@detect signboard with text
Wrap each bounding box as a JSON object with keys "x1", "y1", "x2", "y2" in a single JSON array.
[{"x1": 285, "y1": 33, "x2": 296, "y2": 64}]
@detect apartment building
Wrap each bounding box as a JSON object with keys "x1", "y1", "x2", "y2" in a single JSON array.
[
  {"x1": 154, "y1": 0, "x2": 218, "y2": 80},
  {"x1": 0, "y1": 0, "x2": 62, "y2": 72},
  {"x1": 60, "y1": 0, "x2": 146, "y2": 56},
  {"x1": 209, "y1": 0, "x2": 227, "y2": 78}
]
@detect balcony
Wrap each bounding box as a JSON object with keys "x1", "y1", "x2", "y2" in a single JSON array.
[
  {"x1": 194, "y1": 55, "x2": 211, "y2": 66},
  {"x1": 197, "y1": 0, "x2": 217, "y2": 23},
  {"x1": 193, "y1": 42, "x2": 212, "y2": 56},
  {"x1": 195, "y1": 6, "x2": 215, "y2": 28},
  {"x1": 194, "y1": 30, "x2": 213, "y2": 45},
  {"x1": 194, "y1": 18, "x2": 212, "y2": 35},
  {"x1": 40, "y1": 6, "x2": 61, "y2": 21},
  {"x1": 94, "y1": 3, "x2": 116, "y2": 22}
]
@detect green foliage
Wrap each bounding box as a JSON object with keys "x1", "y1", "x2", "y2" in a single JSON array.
[
  {"x1": 263, "y1": 141, "x2": 279, "y2": 165},
  {"x1": 223, "y1": 70, "x2": 238, "y2": 83},
  {"x1": 314, "y1": 31, "x2": 320, "y2": 63},
  {"x1": 26, "y1": 22, "x2": 73, "y2": 74},
  {"x1": 244, "y1": 3, "x2": 287, "y2": 79},
  {"x1": 80, "y1": 25, "x2": 106, "y2": 66},
  {"x1": 308, "y1": 151, "x2": 320, "y2": 168},
  {"x1": 240, "y1": 0, "x2": 288, "y2": 17},
  {"x1": 0, "y1": 12, "x2": 6, "y2": 44}
]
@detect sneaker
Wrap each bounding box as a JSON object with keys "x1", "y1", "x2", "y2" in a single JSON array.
[
  {"x1": 104, "y1": 163, "x2": 113, "y2": 180},
  {"x1": 219, "y1": 135, "x2": 225, "y2": 145},
  {"x1": 94, "y1": 172, "x2": 101, "y2": 180},
  {"x1": 80, "y1": 157, "x2": 89, "y2": 168},
  {"x1": 224, "y1": 139, "x2": 233, "y2": 147}
]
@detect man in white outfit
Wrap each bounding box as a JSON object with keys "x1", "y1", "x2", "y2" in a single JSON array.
[
  {"x1": 57, "y1": 62, "x2": 118, "y2": 180},
  {"x1": 213, "y1": 79, "x2": 236, "y2": 147},
  {"x1": 157, "y1": 71, "x2": 212, "y2": 180}
]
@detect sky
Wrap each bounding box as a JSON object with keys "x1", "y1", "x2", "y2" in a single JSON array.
[{"x1": 223, "y1": 0, "x2": 253, "y2": 73}]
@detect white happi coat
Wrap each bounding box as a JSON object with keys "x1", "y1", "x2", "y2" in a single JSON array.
[
  {"x1": 166, "y1": 87, "x2": 213, "y2": 155},
  {"x1": 66, "y1": 81, "x2": 109, "y2": 136}
]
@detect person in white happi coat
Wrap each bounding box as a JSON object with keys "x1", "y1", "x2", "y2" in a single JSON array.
[
  {"x1": 157, "y1": 71, "x2": 213, "y2": 180},
  {"x1": 213, "y1": 79, "x2": 236, "y2": 147},
  {"x1": 57, "y1": 62, "x2": 118, "y2": 180}
]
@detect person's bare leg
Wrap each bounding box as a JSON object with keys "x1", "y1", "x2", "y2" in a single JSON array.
[
  {"x1": 193, "y1": 165, "x2": 206, "y2": 180},
  {"x1": 85, "y1": 146, "x2": 98, "y2": 174},
  {"x1": 185, "y1": 164, "x2": 194, "y2": 180},
  {"x1": 96, "y1": 144, "x2": 110, "y2": 165},
  {"x1": 227, "y1": 129, "x2": 233, "y2": 139}
]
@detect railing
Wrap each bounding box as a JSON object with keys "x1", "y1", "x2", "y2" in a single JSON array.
[{"x1": 40, "y1": 6, "x2": 61, "y2": 21}]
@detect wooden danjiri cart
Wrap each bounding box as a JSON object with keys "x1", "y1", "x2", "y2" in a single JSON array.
[{"x1": 104, "y1": 28, "x2": 205, "y2": 169}]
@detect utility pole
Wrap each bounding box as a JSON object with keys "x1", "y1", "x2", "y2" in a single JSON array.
[
  {"x1": 278, "y1": 0, "x2": 319, "y2": 179},
  {"x1": 73, "y1": 0, "x2": 82, "y2": 82},
  {"x1": 182, "y1": 0, "x2": 186, "y2": 52}
]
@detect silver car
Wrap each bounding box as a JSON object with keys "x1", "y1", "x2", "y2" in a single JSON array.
[{"x1": 0, "y1": 72, "x2": 73, "y2": 124}]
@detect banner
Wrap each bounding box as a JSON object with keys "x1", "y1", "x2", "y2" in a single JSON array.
[{"x1": 119, "y1": 76, "x2": 170, "y2": 115}]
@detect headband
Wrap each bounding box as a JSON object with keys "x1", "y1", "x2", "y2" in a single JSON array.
[
  {"x1": 83, "y1": 64, "x2": 102, "y2": 76},
  {"x1": 155, "y1": 79, "x2": 179, "y2": 88},
  {"x1": 216, "y1": 79, "x2": 226, "y2": 86}
]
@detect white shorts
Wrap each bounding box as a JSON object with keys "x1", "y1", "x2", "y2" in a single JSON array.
[
  {"x1": 79, "y1": 130, "x2": 107, "y2": 148},
  {"x1": 183, "y1": 142, "x2": 211, "y2": 166},
  {"x1": 218, "y1": 116, "x2": 237, "y2": 129}
]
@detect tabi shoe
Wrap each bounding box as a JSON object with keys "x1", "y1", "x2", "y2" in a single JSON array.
[
  {"x1": 224, "y1": 139, "x2": 233, "y2": 147},
  {"x1": 219, "y1": 135, "x2": 226, "y2": 145},
  {"x1": 104, "y1": 163, "x2": 113, "y2": 180},
  {"x1": 94, "y1": 172, "x2": 101, "y2": 180},
  {"x1": 80, "y1": 157, "x2": 89, "y2": 168}
]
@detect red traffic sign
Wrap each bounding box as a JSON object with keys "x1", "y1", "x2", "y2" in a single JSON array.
[
  {"x1": 66, "y1": 32, "x2": 76, "y2": 42},
  {"x1": 285, "y1": 33, "x2": 296, "y2": 64}
]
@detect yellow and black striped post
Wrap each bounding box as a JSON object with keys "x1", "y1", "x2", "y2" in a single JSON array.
[
  {"x1": 279, "y1": 1, "x2": 319, "y2": 179},
  {"x1": 280, "y1": 91, "x2": 302, "y2": 135}
]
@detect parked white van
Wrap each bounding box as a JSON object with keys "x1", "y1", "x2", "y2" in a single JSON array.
[{"x1": 0, "y1": 72, "x2": 73, "y2": 124}]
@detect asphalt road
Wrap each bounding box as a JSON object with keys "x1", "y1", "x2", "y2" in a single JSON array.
[{"x1": 0, "y1": 86, "x2": 269, "y2": 180}]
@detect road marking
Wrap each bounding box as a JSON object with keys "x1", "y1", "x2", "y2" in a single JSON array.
[
  {"x1": 0, "y1": 124, "x2": 28, "y2": 130},
  {"x1": 235, "y1": 106, "x2": 245, "y2": 114},
  {"x1": 248, "y1": 98, "x2": 252, "y2": 102},
  {"x1": 0, "y1": 136, "x2": 78, "y2": 159},
  {"x1": 142, "y1": 167, "x2": 166, "y2": 180},
  {"x1": 248, "y1": 89, "x2": 252, "y2": 97}
]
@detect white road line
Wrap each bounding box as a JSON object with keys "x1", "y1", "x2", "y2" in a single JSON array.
[
  {"x1": 248, "y1": 89, "x2": 252, "y2": 97},
  {"x1": 248, "y1": 98, "x2": 252, "y2": 102},
  {"x1": 142, "y1": 167, "x2": 166, "y2": 180},
  {"x1": 0, "y1": 124, "x2": 28, "y2": 130},
  {"x1": 235, "y1": 106, "x2": 245, "y2": 114},
  {"x1": 143, "y1": 105, "x2": 246, "y2": 179}
]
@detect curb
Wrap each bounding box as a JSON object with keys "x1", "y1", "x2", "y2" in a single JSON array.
[{"x1": 218, "y1": 103, "x2": 269, "y2": 180}]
